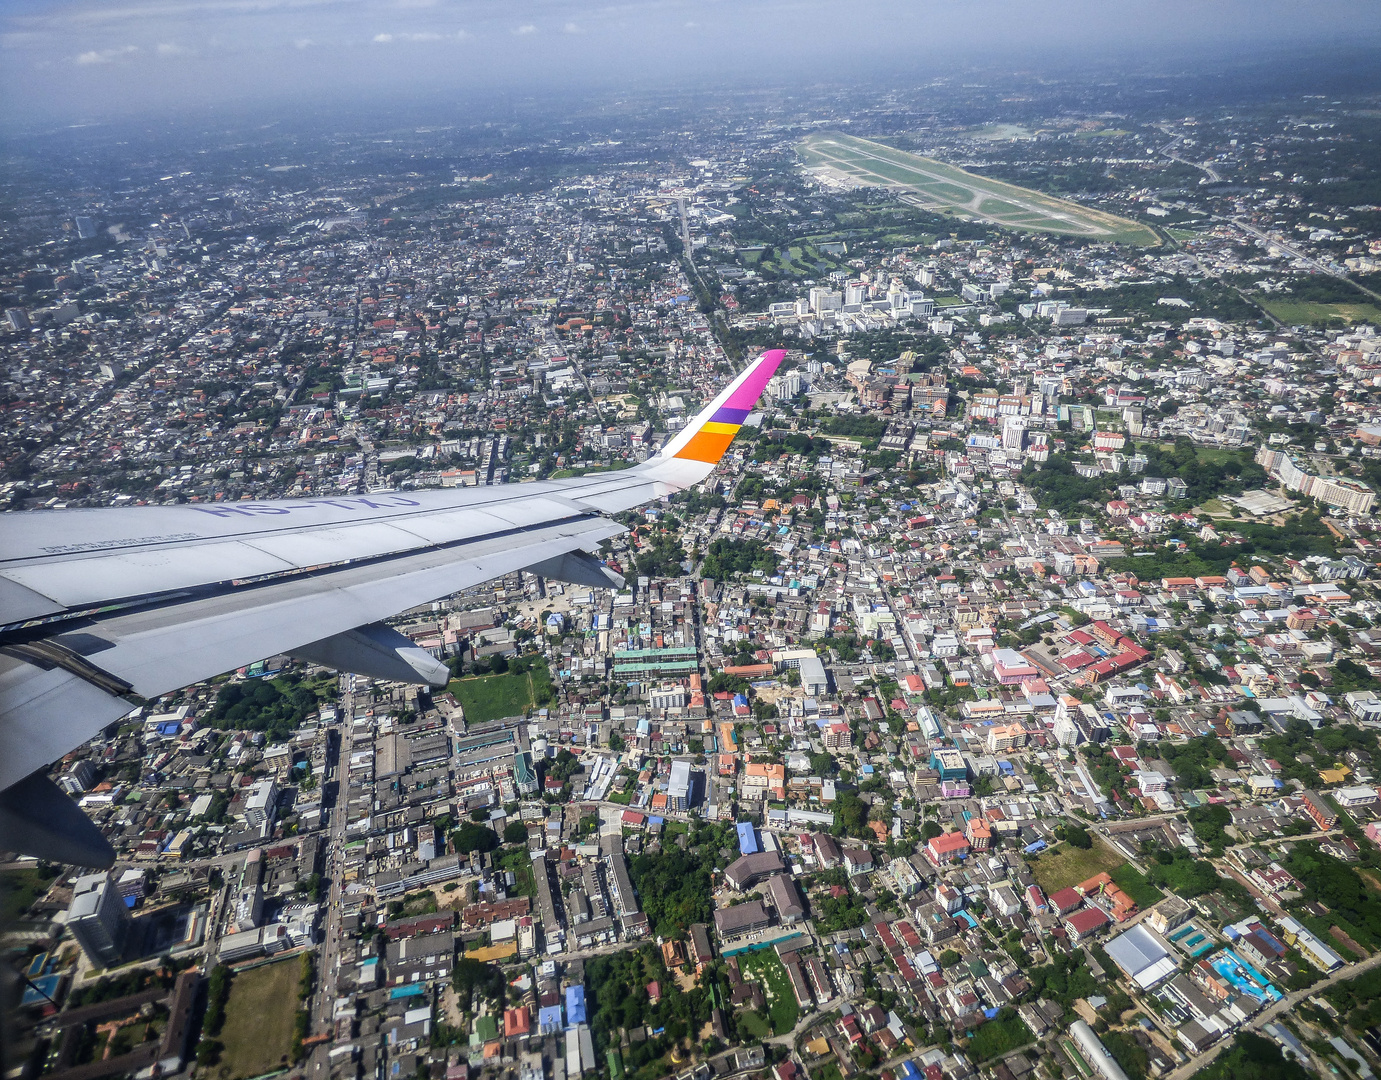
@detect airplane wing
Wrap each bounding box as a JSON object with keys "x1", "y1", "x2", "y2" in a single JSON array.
[{"x1": 0, "y1": 349, "x2": 784, "y2": 865}]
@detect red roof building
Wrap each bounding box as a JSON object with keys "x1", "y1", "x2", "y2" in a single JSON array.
[
  {"x1": 503, "y1": 1007, "x2": 531, "y2": 1039},
  {"x1": 925, "y1": 831, "x2": 972, "y2": 866},
  {"x1": 1064, "y1": 907, "x2": 1110, "y2": 944}
]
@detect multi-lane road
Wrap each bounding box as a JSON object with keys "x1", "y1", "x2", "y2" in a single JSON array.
[
  {"x1": 1161, "y1": 947, "x2": 1381, "y2": 1080},
  {"x1": 308, "y1": 679, "x2": 355, "y2": 1073}
]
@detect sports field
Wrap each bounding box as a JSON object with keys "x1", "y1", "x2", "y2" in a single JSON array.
[
  {"x1": 1257, "y1": 297, "x2": 1381, "y2": 327},
  {"x1": 218, "y1": 959, "x2": 299, "y2": 1078},
  {"x1": 799, "y1": 132, "x2": 1160, "y2": 245}
]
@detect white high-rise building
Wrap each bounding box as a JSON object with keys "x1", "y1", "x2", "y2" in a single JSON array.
[
  {"x1": 66, "y1": 872, "x2": 130, "y2": 965},
  {"x1": 243, "y1": 778, "x2": 278, "y2": 829},
  {"x1": 808, "y1": 287, "x2": 842, "y2": 314}
]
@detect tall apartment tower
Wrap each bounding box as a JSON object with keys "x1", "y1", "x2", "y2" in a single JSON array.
[{"x1": 67, "y1": 872, "x2": 130, "y2": 965}]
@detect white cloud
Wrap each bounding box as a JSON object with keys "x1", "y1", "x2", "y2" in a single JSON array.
[
  {"x1": 374, "y1": 30, "x2": 445, "y2": 44},
  {"x1": 293, "y1": 37, "x2": 313, "y2": 49},
  {"x1": 563, "y1": 22, "x2": 583, "y2": 34},
  {"x1": 155, "y1": 42, "x2": 190, "y2": 56},
  {"x1": 513, "y1": 23, "x2": 536, "y2": 35},
  {"x1": 75, "y1": 45, "x2": 138, "y2": 65}
]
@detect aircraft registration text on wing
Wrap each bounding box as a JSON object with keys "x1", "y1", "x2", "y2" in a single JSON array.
[{"x1": 0, "y1": 350, "x2": 784, "y2": 865}]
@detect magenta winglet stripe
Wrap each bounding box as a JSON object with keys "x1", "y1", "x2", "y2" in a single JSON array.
[{"x1": 723, "y1": 349, "x2": 784, "y2": 410}]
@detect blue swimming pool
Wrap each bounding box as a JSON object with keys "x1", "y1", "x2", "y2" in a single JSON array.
[{"x1": 1209, "y1": 949, "x2": 1281, "y2": 1002}]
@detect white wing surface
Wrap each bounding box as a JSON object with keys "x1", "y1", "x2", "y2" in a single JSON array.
[{"x1": 0, "y1": 350, "x2": 783, "y2": 864}]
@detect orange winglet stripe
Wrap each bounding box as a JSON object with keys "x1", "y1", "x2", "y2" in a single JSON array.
[{"x1": 674, "y1": 427, "x2": 739, "y2": 463}]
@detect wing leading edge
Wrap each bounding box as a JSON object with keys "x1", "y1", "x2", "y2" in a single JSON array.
[{"x1": 0, "y1": 349, "x2": 783, "y2": 864}]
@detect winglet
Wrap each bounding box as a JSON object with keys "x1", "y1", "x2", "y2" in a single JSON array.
[{"x1": 658, "y1": 349, "x2": 785, "y2": 465}]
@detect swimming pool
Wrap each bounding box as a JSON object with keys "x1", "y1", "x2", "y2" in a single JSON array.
[
  {"x1": 1209, "y1": 949, "x2": 1282, "y2": 1002},
  {"x1": 1169, "y1": 922, "x2": 1216, "y2": 957}
]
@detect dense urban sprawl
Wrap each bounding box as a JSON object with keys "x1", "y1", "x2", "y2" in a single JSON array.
[{"x1": 8, "y1": 74, "x2": 1381, "y2": 1080}]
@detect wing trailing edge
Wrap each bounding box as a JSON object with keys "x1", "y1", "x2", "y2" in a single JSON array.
[{"x1": 0, "y1": 350, "x2": 784, "y2": 864}]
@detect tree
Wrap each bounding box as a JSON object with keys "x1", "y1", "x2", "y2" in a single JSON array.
[
  {"x1": 202, "y1": 964, "x2": 231, "y2": 1036},
  {"x1": 832, "y1": 790, "x2": 869, "y2": 840},
  {"x1": 452, "y1": 957, "x2": 505, "y2": 1010},
  {"x1": 453, "y1": 823, "x2": 499, "y2": 854},
  {"x1": 1191, "y1": 1032, "x2": 1310, "y2": 1080},
  {"x1": 1063, "y1": 824, "x2": 1093, "y2": 850},
  {"x1": 809, "y1": 752, "x2": 838, "y2": 777},
  {"x1": 503, "y1": 821, "x2": 529, "y2": 845}
]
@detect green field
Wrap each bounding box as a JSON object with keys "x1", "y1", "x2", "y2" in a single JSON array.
[
  {"x1": 1257, "y1": 297, "x2": 1381, "y2": 326},
  {"x1": 737, "y1": 1010, "x2": 771, "y2": 1038},
  {"x1": 1028, "y1": 839, "x2": 1126, "y2": 893},
  {"x1": 218, "y1": 959, "x2": 299, "y2": 1079},
  {"x1": 447, "y1": 661, "x2": 551, "y2": 724},
  {"x1": 965, "y1": 1014, "x2": 1034, "y2": 1062},
  {"x1": 1, "y1": 866, "x2": 58, "y2": 923},
  {"x1": 1110, "y1": 863, "x2": 1166, "y2": 908},
  {"x1": 739, "y1": 239, "x2": 845, "y2": 279},
  {"x1": 496, "y1": 847, "x2": 536, "y2": 898},
  {"x1": 737, "y1": 950, "x2": 800, "y2": 1034},
  {"x1": 799, "y1": 132, "x2": 1160, "y2": 245}
]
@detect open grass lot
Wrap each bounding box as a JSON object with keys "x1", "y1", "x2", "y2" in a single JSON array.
[
  {"x1": 495, "y1": 848, "x2": 536, "y2": 898},
  {"x1": 799, "y1": 132, "x2": 1160, "y2": 245},
  {"x1": 1, "y1": 866, "x2": 57, "y2": 923},
  {"x1": 1028, "y1": 839, "x2": 1126, "y2": 894},
  {"x1": 1257, "y1": 297, "x2": 1381, "y2": 326},
  {"x1": 736, "y1": 950, "x2": 799, "y2": 1035},
  {"x1": 737, "y1": 1010, "x2": 771, "y2": 1039},
  {"x1": 447, "y1": 661, "x2": 550, "y2": 724},
  {"x1": 964, "y1": 1014, "x2": 1034, "y2": 1062},
  {"x1": 448, "y1": 671, "x2": 532, "y2": 723},
  {"x1": 1110, "y1": 863, "x2": 1166, "y2": 908},
  {"x1": 218, "y1": 959, "x2": 299, "y2": 1079}
]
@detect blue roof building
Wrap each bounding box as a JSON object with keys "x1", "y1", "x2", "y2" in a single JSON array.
[
  {"x1": 736, "y1": 822, "x2": 759, "y2": 855},
  {"x1": 538, "y1": 1005, "x2": 564, "y2": 1035},
  {"x1": 566, "y1": 984, "x2": 587, "y2": 1026}
]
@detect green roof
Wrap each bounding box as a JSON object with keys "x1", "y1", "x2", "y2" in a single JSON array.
[
  {"x1": 612, "y1": 647, "x2": 698, "y2": 660},
  {"x1": 612, "y1": 660, "x2": 699, "y2": 674}
]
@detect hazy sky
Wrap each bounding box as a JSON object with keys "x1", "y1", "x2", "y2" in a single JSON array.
[{"x1": 4, "y1": 0, "x2": 1381, "y2": 125}]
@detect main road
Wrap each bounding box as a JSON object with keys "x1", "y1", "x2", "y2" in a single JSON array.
[
  {"x1": 308, "y1": 678, "x2": 355, "y2": 1074},
  {"x1": 1161, "y1": 947, "x2": 1381, "y2": 1080},
  {"x1": 1226, "y1": 217, "x2": 1381, "y2": 305}
]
